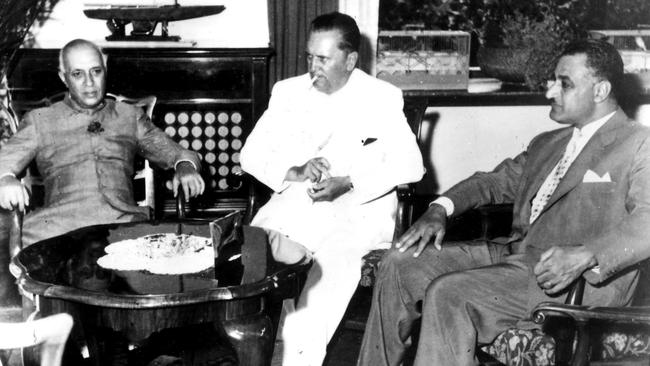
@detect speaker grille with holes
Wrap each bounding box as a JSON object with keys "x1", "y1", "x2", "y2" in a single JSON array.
[{"x1": 154, "y1": 104, "x2": 250, "y2": 198}]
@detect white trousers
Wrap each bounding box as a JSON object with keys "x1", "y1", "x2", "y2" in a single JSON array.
[
  {"x1": 280, "y1": 243, "x2": 366, "y2": 366},
  {"x1": 254, "y1": 192, "x2": 397, "y2": 365}
]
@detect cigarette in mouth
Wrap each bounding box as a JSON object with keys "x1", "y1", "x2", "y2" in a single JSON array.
[{"x1": 309, "y1": 75, "x2": 318, "y2": 88}]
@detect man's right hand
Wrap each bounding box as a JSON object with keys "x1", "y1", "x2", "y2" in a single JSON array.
[
  {"x1": 285, "y1": 157, "x2": 331, "y2": 183},
  {"x1": 0, "y1": 175, "x2": 29, "y2": 212},
  {"x1": 395, "y1": 203, "x2": 447, "y2": 257}
]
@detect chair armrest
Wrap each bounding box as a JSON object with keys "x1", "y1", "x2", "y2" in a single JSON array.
[
  {"x1": 396, "y1": 183, "x2": 414, "y2": 201},
  {"x1": 533, "y1": 302, "x2": 650, "y2": 325},
  {"x1": 393, "y1": 184, "x2": 416, "y2": 242},
  {"x1": 445, "y1": 203, "x2": 514, "y2": 241},
  {"x1": 176, "y1": 188, "x2": 186, "y2": 219},
  {"x1": 565, "y1": 276, "x2": 585, "y2": 305},
  {"x1": 8, "y1": 209, "x2": 22, "y2": 258},
  {"x1": 228, "y1": 171, "x2": 271, "y2": 225},
  {"x1": 532, "y1": 277, "x2": 617, "y2": 366},
  {"x1": 474, "y1": 203, "x2": 514, "y2": 239},
  {"x1": 530, "y1": 278, "x2": 584, "y2": 332}
]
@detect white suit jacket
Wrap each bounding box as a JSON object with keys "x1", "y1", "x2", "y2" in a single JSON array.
[{"x1": 241, "y1": 69, "x2": 424, "y2": 253}]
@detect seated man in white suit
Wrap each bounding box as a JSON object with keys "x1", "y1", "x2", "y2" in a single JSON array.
[{"x1": 240, "y1": 12, "x2": 424, "y2": 366}]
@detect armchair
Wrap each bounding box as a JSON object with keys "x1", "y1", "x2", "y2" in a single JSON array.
[
  {"x1": 356, "y1": 189, "x2": 649, "y2": 366},
  {"x1": 532, "y1": 264, "x2": 650, "y2": 366},
  {"x1": 368, "y1": 193, "x2": 650, "y2": 366}
]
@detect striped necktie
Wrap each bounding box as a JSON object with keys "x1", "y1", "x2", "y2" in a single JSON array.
[{"x1": 529, "y1": 134, "x2": 580, "y2": 223}]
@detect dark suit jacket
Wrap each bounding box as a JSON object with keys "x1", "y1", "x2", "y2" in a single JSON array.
[
  {"x1": 0, "y1": 95, "x2": 200, "y2": 245},
  {"x1": 444, "y1": 109, "x2": 650, "y2": 307}
]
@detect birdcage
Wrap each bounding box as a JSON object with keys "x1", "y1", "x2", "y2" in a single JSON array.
[
  {"x1": 376, "y1": 30, "x2": 470, "y2": 90},
  {"x1": 589, "y1": 30, "x2": 650, "y2": 74}
]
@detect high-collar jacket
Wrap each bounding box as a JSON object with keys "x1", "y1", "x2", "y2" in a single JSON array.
[
  {"x1": 445, "y1": 109, "x2": 650, "y2": 306},
  {"x1": 0, "y1": 95, "x2": 200, "y2": 245}
]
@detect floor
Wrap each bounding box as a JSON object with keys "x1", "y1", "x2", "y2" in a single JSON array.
[
  {"x1": 1, "y1": 288, "x2": 372, "y2": 366},
  {"x1": 271, "y1": 330, "x2": 364, "y2": 366},
  {"x1": 270, "y1": 286, "x2": 417, "y2": 366},
  {"x1": 2, "y1": 317, "x2": 366, "y2": 366},
  {"x1": 270, "y1": 287, "x2": 371, "y2": 366}
]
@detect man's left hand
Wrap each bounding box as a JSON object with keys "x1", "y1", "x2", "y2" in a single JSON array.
[
  {"x1": 173, "y1": 161, "x2": 205, "y2": 198},
  {"x1": 307, "y1": 176, "x2": 352, "y2": 202},
  {"x1": 533, "y1": 245, "x2": 598, "y2": 295}
]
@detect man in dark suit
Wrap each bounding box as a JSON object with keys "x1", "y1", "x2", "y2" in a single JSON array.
[{"x1": 357, "y1": 39, "x2": 650, "y2": 366}]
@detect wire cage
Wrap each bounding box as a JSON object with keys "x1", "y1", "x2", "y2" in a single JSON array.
[
  {"x1": 376, "y1": 30, "x2": 470, "y2": 90},
  {"x1": 590, "y1": 30, "x2": 650, "y2": 74}
]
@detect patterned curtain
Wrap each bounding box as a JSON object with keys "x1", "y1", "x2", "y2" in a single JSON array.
[{"x1": 266, "y1": 0, "x2": 338, "y2": 87}]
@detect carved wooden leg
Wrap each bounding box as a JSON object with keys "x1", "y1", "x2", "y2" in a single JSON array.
[{"x1": 222, "y1": 313, "x2": 274, "y2": 366}]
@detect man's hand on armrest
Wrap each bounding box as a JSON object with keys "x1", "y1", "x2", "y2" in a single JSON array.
[
  {"x1": 173, "y1": 161, "x2": 205, "y2": 198},
  {"x1": 395, "y1": 203, "x2": 448, "y2": 257},
  {"x1": 0, "y1": 174, "x2": 29, "y2": 212},
  {"x1": 533, "y1": 245, "x2": 598, "y2": 295}
]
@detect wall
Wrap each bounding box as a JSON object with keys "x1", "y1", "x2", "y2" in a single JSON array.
[
  {"x1": 29, "y1": 0, "x2": 269, "y2": 48},
  {"x1": 423, "y1": 104, "x2": 650, "y2": 194}
]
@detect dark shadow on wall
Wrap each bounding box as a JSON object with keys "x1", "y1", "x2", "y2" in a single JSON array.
[{"x1": 414, "y1": 110, "x2": 440, "y2": 196}]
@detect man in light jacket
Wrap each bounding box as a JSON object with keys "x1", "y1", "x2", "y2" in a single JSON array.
[{"x1": 241, "y1": 12, "x2": 424, "y2": 366}]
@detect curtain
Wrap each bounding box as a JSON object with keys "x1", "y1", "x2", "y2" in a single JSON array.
[
  {"x1": 267, "y1": 0, "x2": 338, "y2": 87},
  {"x1": 339, "y1": 0, "x2": 380, "y2": 76}
]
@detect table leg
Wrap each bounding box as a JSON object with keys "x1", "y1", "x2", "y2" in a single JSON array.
[
  {"x1": 84, "y1": 327, "x2": 129, "y2": 366},
  {"x1": 222, "y1": 313, "x2": 274, "y2": 366}
]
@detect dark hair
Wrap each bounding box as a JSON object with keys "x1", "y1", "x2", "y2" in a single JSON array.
[
  {"x1": 310, "y1": 12, "x2": 360, "y2": 53},
  {"x1": 560, "y1": 39, "x2": 624, "y2": 101}
]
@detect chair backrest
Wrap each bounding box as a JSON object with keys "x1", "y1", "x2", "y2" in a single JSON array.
[
  {"x1": 105, "y1": 93, "x2": 158, "y2": 211},
  {"x1": 0, "y1": 313, "x2": 73, "y2": 366}
]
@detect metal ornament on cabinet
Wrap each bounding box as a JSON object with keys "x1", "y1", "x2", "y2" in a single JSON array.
[{"x1": 83, "y1": 1, "x2": 225, "y2": 41}]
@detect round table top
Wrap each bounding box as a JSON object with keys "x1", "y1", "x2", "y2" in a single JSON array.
[{"x1": 11, "y1": 212, "x2": 309, "y2": 309}]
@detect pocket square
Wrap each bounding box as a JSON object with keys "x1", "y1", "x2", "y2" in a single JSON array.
[
  {"x1": 362, "y1": 137, "x2": 377, "y2": 146},
  {"x1": 582, "y1": 170, "x2": 611, "y2": 183}
]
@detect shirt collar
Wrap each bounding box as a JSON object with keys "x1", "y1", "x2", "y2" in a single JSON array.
[
  {"x1": 63, "y1": 93, "x2": 107, "y2": 116},
  {"x1": 573, "y1": 111, "x2": 616, "y2": 140}
]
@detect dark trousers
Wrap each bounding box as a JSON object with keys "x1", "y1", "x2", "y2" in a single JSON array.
[{"x1": 357, "y1": 240, "x2": 540, "y2": 366}]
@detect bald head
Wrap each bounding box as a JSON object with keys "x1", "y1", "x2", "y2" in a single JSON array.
[
  {"x1": 58, "y1": 39, "x2": 107, "y2": 110},
  {"x1": 59, "y1": 39, "x2": 106, "y2": 73}
]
